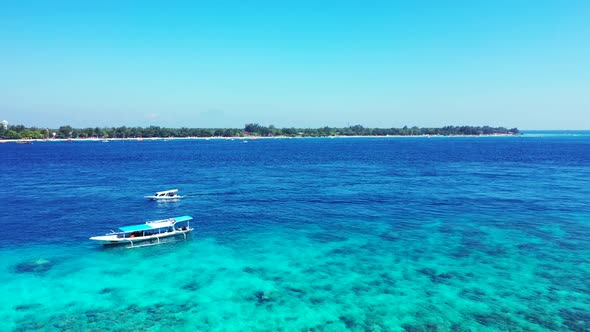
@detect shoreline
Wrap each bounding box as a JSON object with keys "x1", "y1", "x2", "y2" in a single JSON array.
[{"x1": 0, "y1": 134, "x2": 520, "y2": 143}]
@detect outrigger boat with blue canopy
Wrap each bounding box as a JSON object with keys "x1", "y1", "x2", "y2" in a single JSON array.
[{"x1": 90, "y1": 215, "x2": 193, "y2": 248}]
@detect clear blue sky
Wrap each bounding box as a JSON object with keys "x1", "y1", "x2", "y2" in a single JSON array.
[{"x1": 1, "y1": 1, "x2": 589, "y2": 129}]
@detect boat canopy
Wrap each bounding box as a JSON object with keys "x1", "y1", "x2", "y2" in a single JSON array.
[
  {"x1": 119, "y1": 224, "x2": 154, "y2": 232},
  {"x1": 119, "y1": 215, "x2": 193, "y2": 232},
  {"x1": 155, "y1": 189, "x2": 178, "y2": 195},
  {"x1": 174, "y1": 215, "x2": 193, "y2": 222}
]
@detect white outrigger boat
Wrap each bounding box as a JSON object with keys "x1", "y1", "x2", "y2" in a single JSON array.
[
  {"x1": 145, "y1": 189, "x2": 183, "y2": 201},
  {"x1": 90, "y1": 215, "x2": 193, "y2": 248}
]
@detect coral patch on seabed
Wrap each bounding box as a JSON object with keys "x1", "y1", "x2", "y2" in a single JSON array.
[{"x1": 14, "y1": 259, "x2": 54, "y2": 274}]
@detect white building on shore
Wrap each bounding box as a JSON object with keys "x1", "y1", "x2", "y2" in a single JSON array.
[{"x1": 1, "y1": 120, "x2": 7, "y2": 130}]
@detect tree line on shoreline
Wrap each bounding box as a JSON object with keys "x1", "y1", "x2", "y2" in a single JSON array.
[{"x1": 0, "y1": 123, "x2": 519, "y2": 139}]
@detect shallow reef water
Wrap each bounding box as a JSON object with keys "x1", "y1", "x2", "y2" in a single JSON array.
[{"x1": 1, "y1": 135, "x2": 589, "y2": 331}]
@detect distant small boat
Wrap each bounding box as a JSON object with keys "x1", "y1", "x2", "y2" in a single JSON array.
[
  {"x1": 102, "y1": 140, "x2": 109, "y2": 143},
  {"x1": 145, "y1": 189, "x2": 183, "y2": 200},
  {"x1": 90, "y1": 216, "x2": 193, "y2": 248}
]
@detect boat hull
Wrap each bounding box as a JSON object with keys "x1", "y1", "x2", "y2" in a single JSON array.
[
  {"x1": 144, "y1": 196, "x2": 184, "y2": 200},
  {"x1": 90, "y1": 229, "x2": 193, "y2": 245}
]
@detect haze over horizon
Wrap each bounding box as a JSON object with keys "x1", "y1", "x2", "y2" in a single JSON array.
[{"x1": 1, "y1": 1, "x2": 589, "y2": 130}]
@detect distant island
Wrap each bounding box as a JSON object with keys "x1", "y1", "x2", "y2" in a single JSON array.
[{"x1": 0, "y1": 124, "x2": 519, "y2": 140}]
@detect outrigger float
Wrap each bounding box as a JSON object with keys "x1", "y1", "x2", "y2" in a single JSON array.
[{"x1": 90, "y1": 215, "x2": 193, "y2": 248}]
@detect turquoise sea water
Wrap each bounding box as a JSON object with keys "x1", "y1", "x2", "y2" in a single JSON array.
[{"x1": 1, "y1": 135, "x2": 589, "y2": 331}]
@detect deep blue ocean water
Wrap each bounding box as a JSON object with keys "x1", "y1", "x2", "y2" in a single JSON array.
[{"x1": 1, "y1": 135, "x2": 589, "y2": 331}]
